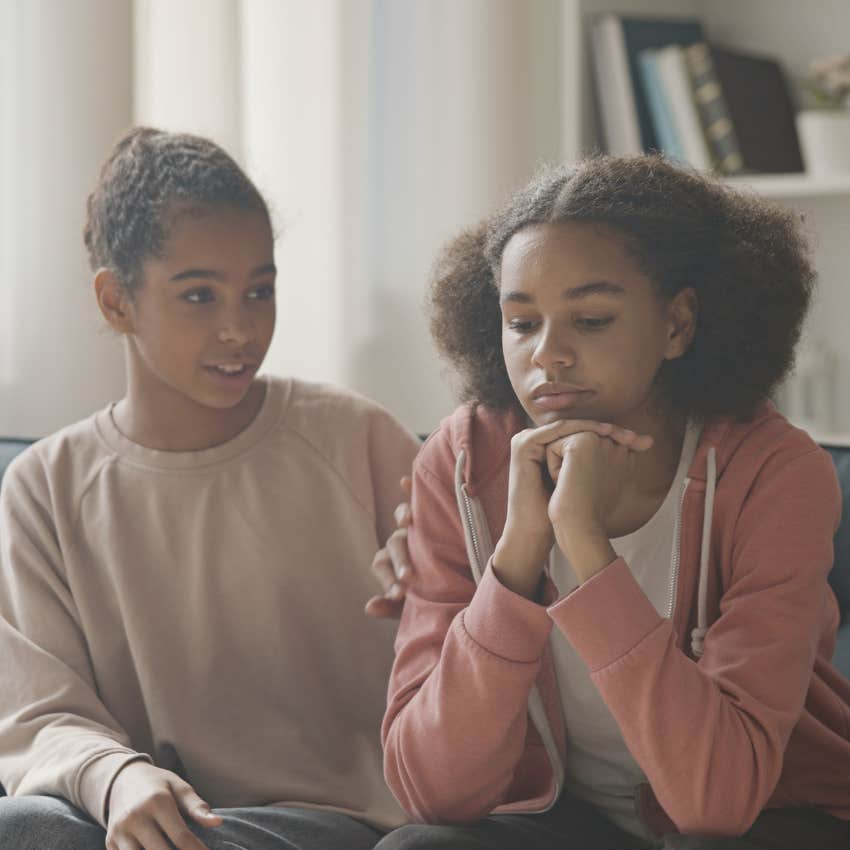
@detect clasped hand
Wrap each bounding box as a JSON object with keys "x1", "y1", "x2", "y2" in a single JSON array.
[
  {"x1": 366, "y1": 419, "x2": 654, "y2": 613},
  {"x1": 492, "y1": 420, "x2": 653, "y2": 598}
]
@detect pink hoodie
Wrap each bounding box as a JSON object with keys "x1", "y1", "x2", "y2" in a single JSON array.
[{"x1": 382, "y1": 401, "x2": 850, "y2": 838}]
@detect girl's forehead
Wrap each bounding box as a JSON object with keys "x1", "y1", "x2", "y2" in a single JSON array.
[
  {"x1": 500, "y1": 221, "x2": 639, "y2": 285},
  {"x1": 160, "y1": 206, "x2": 272, "y2": 255}
]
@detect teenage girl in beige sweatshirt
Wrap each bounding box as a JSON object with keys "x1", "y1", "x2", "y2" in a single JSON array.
[{"x1": 0, "y1": 127, "x2": 419, "y2": 850}]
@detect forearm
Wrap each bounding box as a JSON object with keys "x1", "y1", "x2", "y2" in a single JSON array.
[
  {"x1": 383, "y1": 564, "x2": 553, "y2": 822},
  {"x1": 552, "y1": 522, "x2": 617, "y2": 584},
  {"x1": 550, "y1": 559, "x2": 814, "y2": 835},
  {"x1": 492, "y1": 529, "x2": 552, "y2": 600}
]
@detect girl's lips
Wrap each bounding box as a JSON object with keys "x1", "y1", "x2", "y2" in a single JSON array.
[
  {"x1": 532, "y1": 390, "x2": 591, "y2": 411},
  {"x1": 203, "y1": 363, "x2": 257, "y2": 388}
]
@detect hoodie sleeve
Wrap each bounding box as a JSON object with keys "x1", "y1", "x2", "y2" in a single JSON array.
[
  {"x1": 0, "y1": 453, "x2": 151, "y2": 827},
  {"x1": 381, "y1": 428, "x2": 554, "y2": 823},
  {"x1": 550, "y1": 445, "x2": 842, "y2": 837}
]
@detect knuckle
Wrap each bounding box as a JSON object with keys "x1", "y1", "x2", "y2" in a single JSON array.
[
  {"x1": 370, "y1": 550, "x2": 388, "y2": 572},
  {"x1": 175, "y1": 827, "x2": 195, "y2": 845},
  {"x1": 389, "y1": 527, "x2": 408, "y2": 543},
  {"x1": 150, "y1": 789, "x2": 172, "y2": 807}
]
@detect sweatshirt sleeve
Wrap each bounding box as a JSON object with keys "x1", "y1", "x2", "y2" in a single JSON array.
[
  {"x1": 0, "y1": 453, "x2": 151, "y2": 827},
  {"x1": 549, "y1": 446, "x2": 842, "y2": 837},
  {"x1": 381, "y1": 434, "x2": 554, "y2": 823}
]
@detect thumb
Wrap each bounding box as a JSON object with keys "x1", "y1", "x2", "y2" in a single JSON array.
[
  {"x1": 170, "y1": 779, "x2": 223, "y2": 827},
  {"x1": 545, "y1": 444, "x2": 563, "y2": 482}
]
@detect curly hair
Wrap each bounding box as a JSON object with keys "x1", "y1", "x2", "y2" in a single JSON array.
[
  {"x1": 428, "y1": 155, "x2": 815, "y2": 421},
  {"x1": 84, "y1": 127, "x2": 270, "y2": 295}
]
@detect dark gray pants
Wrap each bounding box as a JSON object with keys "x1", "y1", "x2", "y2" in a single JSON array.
[
  {"x1": 372, "y1": 793, "x2": 850, "y2": 850},
  {"x1": 0, "y1": 795, "x2": 385, "y2": 850}
]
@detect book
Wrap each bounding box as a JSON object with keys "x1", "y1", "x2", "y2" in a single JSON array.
[
  {"x1": 591, "y1": 15, "x2": 642, "y2": 154},
  {"x1": 637, "y1": 49, "x2": 685, "y2": 161},
  {"x1": 710, "y1": 46, "x2": 804, "y2": 173},
  {"x1": 653, "y1": 45, "x2": 713, "y2": 170},
  {"x1": 683, "y1": 42, "x2": 744, "y2": 175},
  {"x1": 590, "y1": 13, "x2": 706, "y2": 154}
]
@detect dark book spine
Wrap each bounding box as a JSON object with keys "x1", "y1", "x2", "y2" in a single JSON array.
[{"x1": 684, "y1": 43, "x2": 744, "y2": 175}]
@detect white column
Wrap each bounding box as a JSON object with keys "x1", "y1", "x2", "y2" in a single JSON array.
[
  {"x1": 239, "y1": 0, "x2": 349, "y2": 389},
  {"x1": 0, "y1": 0, "x2": 132, "y2": 437},
  {"x1": 133, "y1": 0, "x2": 242, "y2": 160},
  {"x1": 240, "y1": 0, "x2": 563, "y2": 433}
]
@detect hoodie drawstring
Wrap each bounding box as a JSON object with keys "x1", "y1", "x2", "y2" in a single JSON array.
[{"x1": 690, "y1": 447, "x2": 717, "y2": 658}]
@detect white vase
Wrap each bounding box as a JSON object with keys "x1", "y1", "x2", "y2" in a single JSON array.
[{"x1": 796, "y1": 109, "x2": 850, "y2": 175}]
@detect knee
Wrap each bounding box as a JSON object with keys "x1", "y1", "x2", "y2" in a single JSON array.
[
  {"x1": 662, "y1": 834, "x2": 733, "y2": 849},
  {"x1": 376, "y1": 824, "x2": 474, "y2": 850},
  {"x1": 0, "y1": 795, "x2": 103, "y2": 847}
]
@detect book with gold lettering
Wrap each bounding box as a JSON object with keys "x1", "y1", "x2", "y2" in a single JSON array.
[{"x1": 683, "y1": 43, "x2": 744, "y2": 175}]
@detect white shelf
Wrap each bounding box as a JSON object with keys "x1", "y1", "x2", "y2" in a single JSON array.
[
  {"x1": 724, "y1": 173, "x2": 850, "y2": 200},
  {"x1": 806, "y1": 431, "x2": 850, "y2": 449}
]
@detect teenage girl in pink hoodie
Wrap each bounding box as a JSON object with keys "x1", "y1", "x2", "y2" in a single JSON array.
[{"x1": 370, "y1": 156, "x2": 850, "y2": 850}]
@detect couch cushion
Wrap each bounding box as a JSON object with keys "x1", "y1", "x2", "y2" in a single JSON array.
[
  {"x1": 0, "y1": 439, "x2": 32, "y2": 488},
  {"x1": 824, "y1": 446, "x2": 850, "y2": 624}
]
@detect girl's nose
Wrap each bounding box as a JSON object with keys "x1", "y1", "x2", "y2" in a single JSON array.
[
  {"x1": 531, "y1": 326, "x2": 576, "y2": 372},
  {"x1": 217, "y1": 315, "x2": 254, "y2": 345}
]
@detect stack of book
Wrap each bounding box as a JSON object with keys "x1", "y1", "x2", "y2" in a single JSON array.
[{"x1": 590, "y1": 13, "x2": 804, "y2": 175}]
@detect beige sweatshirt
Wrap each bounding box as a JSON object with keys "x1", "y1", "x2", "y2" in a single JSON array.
[{"x1": 0, "y1": 376, "x2": 420, "y2": 829}]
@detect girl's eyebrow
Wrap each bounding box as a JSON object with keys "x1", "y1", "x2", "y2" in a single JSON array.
[
  {"x1": 500, "y1": 281, "x2": 625, "y2": 304},
  {"x1": 169, "y1": 263, "x2": 277, "y2": 283}
]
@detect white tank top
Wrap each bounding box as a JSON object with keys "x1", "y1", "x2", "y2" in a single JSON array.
[{"x1": 548, "y1": 420, "x2": 701, "y2": 842}]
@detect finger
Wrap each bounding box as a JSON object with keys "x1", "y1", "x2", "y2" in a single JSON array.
[
  {"x1": 545, "y1": 444, "x2": 564, "y2": 481},
  {"x1": 109, "y1": 833, "x2": 142, "y2": 850},
  {"x1": 520, "y1": 419, "x2": 614, "y2": 448},
  {"x1": 364, "y1": 594, "x2": 404, "y2": 619},
  {"x1": 526, "y1": 418, "x2": 653, "y2": 452},
  {"x1": 371, "y1": 549, "x2": 398, "y2": 595},
  {"x1": 602, "y1": 425, "x2": 653, "y2": 450},
  {"x1": 400, "y1": 475, "x2": 412, "y2": 498},
  {"x1": 393, "y1": 502, "x2": 412, "y2": 528},
  {"x1": 386, "y1": 529, "x2": 412, "y2": 584},
  {"x1": 547, "y1": 429, "x2": 653, "y2": 460},
  {"x1": 124, "y1": 819, "x2": 175, "y2": 850},
  {"x1": 169, "y1": 782, "x2": 221, "y2": 843},
  {"x1": 628, "y1": 433, "x2": 654, "y2": 451}
]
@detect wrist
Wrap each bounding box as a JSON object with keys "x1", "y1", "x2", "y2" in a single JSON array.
[
  {"x1": 492, "y1": 536, "x2": 549, "y2": 601},
  {"x1": 555, "y1": 526, "x2": 616, "y2": 584}
]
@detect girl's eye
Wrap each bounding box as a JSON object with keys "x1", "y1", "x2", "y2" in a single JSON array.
[
  {"x1": 507, "y1": 318, "x2": 538, "y2": 333},
  {"x1": 248, "y1": 284, "x2": 276, "y2": 301},
  {"x1": 576, "y1": 316, "x2": 614, "y2": 331},
  {"x1": 182, "y1": 287, "x2": 214, "y2": 304}
]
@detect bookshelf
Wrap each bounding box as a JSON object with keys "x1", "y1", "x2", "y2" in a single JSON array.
[
  {"x1": 561, "y1": 0, "x2": 850, "y2": 438},
  {"x1": 725, "y1": 173, "x2": 850, "y2": 200}
]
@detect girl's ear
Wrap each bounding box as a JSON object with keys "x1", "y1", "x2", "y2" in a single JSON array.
[
  {"x1": 664, "y1": 287, "x2": 697, "y2": 360},
  {"x1": 94, "y1": 269, "x2": 135, "y2": 334}
]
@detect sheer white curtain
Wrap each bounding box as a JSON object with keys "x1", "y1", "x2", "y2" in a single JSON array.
[
  {"x1": 2, "y1": 0, "x2": 570, "y2": 436},
  {"x1": 240, "y1": 0, "x2": 567, "y2": 432},
  {"x1": 0, "y1": 0, "x2": 130, "y2": 437},
  {"x1": 136, "y1": 0, "x2": 570, "y2": 432}
]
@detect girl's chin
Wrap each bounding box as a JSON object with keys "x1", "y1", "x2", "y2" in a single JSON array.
[{"x1": 523, "y1": 404, "x2": 600, "y2": 428}]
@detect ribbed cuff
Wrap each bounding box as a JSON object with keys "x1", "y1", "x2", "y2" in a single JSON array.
[
  {"x1": 547, "y1": 557, "x2": 663, "y2": 672},
  {"x1": 77, "y1": 750, "x2": 153, "y2": 827},
  {"x1": 462, "y1": 559, "x2": 553, "y2": 663}
]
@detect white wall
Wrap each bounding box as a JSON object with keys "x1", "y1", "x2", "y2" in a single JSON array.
[
  {"x1": 0, "y1": 0, "x2": 131, "y2": 437},
  {"x1": 133, "y1": 0, "x2": 243, "y2": 160},
  {"x1": 240, "y1": 0, "x2": 564, "y2": 433}
]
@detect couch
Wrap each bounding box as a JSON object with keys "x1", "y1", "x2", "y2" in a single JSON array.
[{"x1": 1, "y1": 436, "x2": 849, "y2": 678}]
